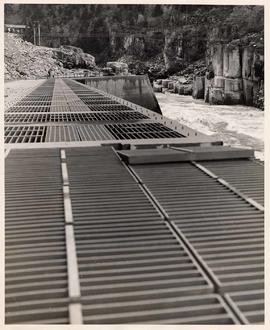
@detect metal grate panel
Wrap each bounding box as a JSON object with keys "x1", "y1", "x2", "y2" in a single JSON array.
[
  {"x1": 5, "y1": 126, "x2": 47, "y2": 143},
  {"x1": 45, "y1": 125, "x2": 80, "y2": 142},
  {"x1": 75, "y1": 93, "x2": 104, "y2": 97},
  {"x1": 87, "y1": 104, "x2": 134, "y2": 112},
  {"x1": 6, "y1": 106, "x2": 50, "y2": 113},
  {"x1": 79, "y1": 96, "x2": 113, "y2": 101},
  {"x1": 199, "y1": 159, "x2": 264, "y2": 206},
  {"x1": 5, "y1": 149, "x2": 69, "y2": 324},
  {"x1": 50, "y1": 105, "x2": 71, "y2": 112},
  {"x1": 50, "y1": 112, "x2": 148, "y2": 122},
  {"x1": 22, "y1": 96, "x2": 53, "y2": 102},
  {"x1": 105, "y1": 123, "x2": 184, "y2": 139},
  {"x1": 15, "y1": 101, "x2": 52, "y2": 107},
  {"x1": 132, "y1": 162, "x2": 264, "y2": 295},
  {"x1": 77, "y1": 124, "x2": 114, "y2": 141},
  {"x1": 62, "y1": 147, "x2": 239, "y2": 324},
  {"x1": 81, "y1": 99, "x2": 120, "y2": 105},
  {"x1": 5, "y1": 113, "x2": 50, "y2": 124}
]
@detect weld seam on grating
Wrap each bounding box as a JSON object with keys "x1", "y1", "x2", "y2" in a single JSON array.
[
  {"x1": 60, "y1": 149, "x2": 83, "y2": 324},
  {"x1": 191, "y1": 161, "x2": 264, "y2": 212}
]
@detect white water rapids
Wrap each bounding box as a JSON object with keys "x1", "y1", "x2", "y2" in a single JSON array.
[{"x1": 156, "y1": 92, "x2": 264, "y2": 160}]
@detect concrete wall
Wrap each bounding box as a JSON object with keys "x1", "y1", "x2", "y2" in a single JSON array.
[{"x1": 76, "y1": 75, "x2": 162, "y2": 114}]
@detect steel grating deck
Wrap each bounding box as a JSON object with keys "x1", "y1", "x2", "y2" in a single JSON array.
[
  {"x1": 5, "y1": 78, "x2": 212, "y2": 145},
  {"x1": 4, "y1": 78, "x2": 264, "y2": 325}
]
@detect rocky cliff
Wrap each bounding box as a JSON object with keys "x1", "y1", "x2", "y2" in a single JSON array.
[
  {"x1": 5, "y1": 5, "x2": 263, "y2": 65},
  {"x1": 204, "y1": 34, "x2": 264, "y2": 108},
  {"x1": 5, "y1": 4, "x2": 264, "y2": 107}
]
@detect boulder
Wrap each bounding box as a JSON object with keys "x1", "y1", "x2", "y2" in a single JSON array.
[
  {"x1": 209, "y1": 88, "x2": 224, "y2": 105},
  {"x1": 107, "y1": 61, "x2": 129, "y2": 75},
  {"x1": 178, "y1": 76, "x2": 188, "y2": 84},
  {"x1": 183, "y1": 84, "x2": 193, "y2": 95},
  {"x1": 168, "y1": 81, "x2": 175, "y2": 90},
  {"x1": 53, "y1": 45, "x2": 95, "y2": 69},
  {"x1": 153, "y1": 84, "x2": 162, "y2": 93},
  {"x1": 178, "y1": 85, "x2": 185, "y2": 95},
  {"x1": 162, "y1": 79, "x2": 170, "y2": 88},
  {"x1": 173, "y1": 82, "x2": 181, "y2": 93},
  {"x1": 192, "y1": 76, "x2": 205, "y2": 99}
]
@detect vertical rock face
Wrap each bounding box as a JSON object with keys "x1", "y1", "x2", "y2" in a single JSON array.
[
  {"x1": 210, "y1": 44, "x2": 223, "y2": 76},
  {"x1": 242, "y1": 47, "x2": 254, "y2": 80},
  {"x1": 192, "y1": 76, "x2": 205, "y2": 99},
  {"x1": 163, "y1": 32, "x2": 184, "y2": 72},
  {"x1": 223, "y1": 45, "x2": 241, "y2": 78},
  {"x1": 205, "y1": 41, "x2": 263, "y2": 107}
]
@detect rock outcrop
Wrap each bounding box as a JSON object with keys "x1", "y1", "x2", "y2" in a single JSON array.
[
  {"x1": 52, "y1": 45, "x2": 95, "y2": 69},
  {"x1": 107, "y1": 62, "x2": 128, "y2": 74},
  {"x1": 204, "y1": 36, "x2": 264, "y2": 108},
  {"x1": 4, "y1": 33, "x2": 67, "y2": 80},
  {"x1": 4, "y1": 33, "x2": 96, "y2": 80}
]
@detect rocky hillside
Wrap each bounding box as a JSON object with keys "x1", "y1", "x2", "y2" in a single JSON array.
[
  {"x1": 5, "y1": 4, "x2": 264, "y2": 67},
  {"x1": 5, "y1": 4, "x2": 264, "y2": 108},
  {"x1": 4, "y1": 33, "x2": 96, "y2": 80}
]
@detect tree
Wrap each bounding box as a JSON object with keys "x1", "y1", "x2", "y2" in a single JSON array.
[{"x1": 152, "y1": 5, "x2": 163, "y2": 17}]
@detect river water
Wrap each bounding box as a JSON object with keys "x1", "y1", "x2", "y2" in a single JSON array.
[{"x1": 156, "y1": 92, "x2": 264, "y2": 160}]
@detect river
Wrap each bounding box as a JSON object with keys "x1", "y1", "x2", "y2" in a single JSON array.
[{"x1": 156, "y1": 92, "x2": 264, "y2": 160}]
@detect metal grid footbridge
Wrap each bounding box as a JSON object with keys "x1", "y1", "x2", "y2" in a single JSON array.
[{"x1": 5, "y1": 78, "x2": 264, "y2": 325}]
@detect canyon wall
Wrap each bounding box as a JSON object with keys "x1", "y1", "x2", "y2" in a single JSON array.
[
  {"x1": 203, "y1": 36, "x2": 264, "y2": 108},
  {"x1": 5, "y1": 4, "x2": 264, "y2": 108}
]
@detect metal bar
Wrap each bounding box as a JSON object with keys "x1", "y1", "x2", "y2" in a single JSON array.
[{"x1": 60, "y1": 149, "x2": 83, "y2": 324}]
